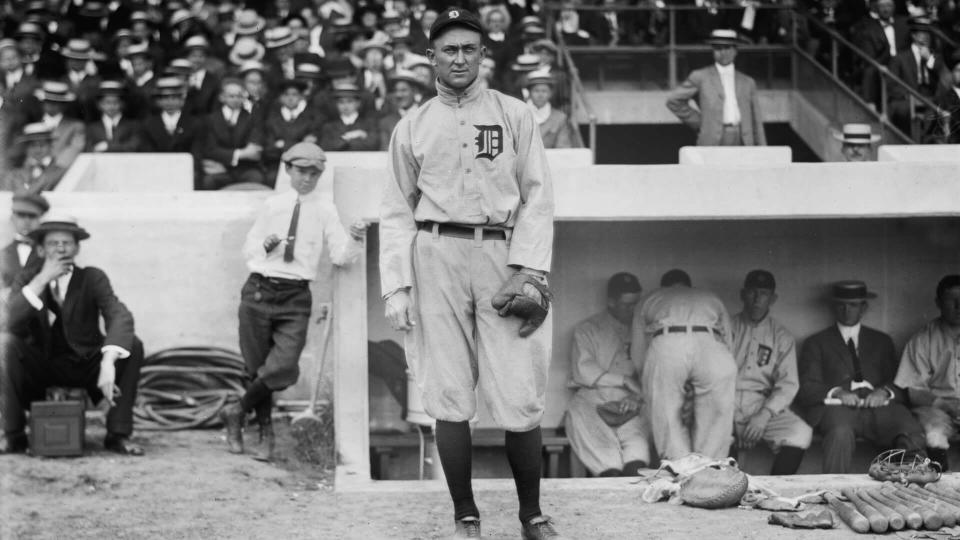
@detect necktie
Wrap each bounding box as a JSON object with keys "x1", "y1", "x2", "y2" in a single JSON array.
[
  {"x1": 283, "y1": 199, "x2": 301, "y2": 263},
  {"x1": 847, "y1": 337, "x2": 864, "y2": 383},
  {"x1": 51, "y1": 279, "x2": 63, "y2": 306}
]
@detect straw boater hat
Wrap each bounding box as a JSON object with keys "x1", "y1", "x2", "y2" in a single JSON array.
[
  {"x1": 28, "y1": 215, "x2": 91, "y2": 244},
  {"x1": 183, "y1": 35, "x2": 210, "y2": 52},
  {"x1": 34, "y1": 81, "x2": 76, "y2": 102},
  {"x1": 706, "y1": 29, "x2": 744, "y2": 46},
  {"x1": 530, "y1": 38, "x2": 558, "y2": 54},
  {"x1": 331, "y1": 82, "x2": 361, "y2": 99},
  {"x1": 511, "y1": 53, "x2": 541, "y2": 72},
  {"x1": 169, "y1": 9, "x2": 197, "y2": 28},
  {"x1": 126, "y1": 41, "x2": 151, "y2": 58},
  {"x1": 152, "y1": 77, "x2": 186, "y2": 96},
  {"x1": 16, "y1": 122, "x2": 54, "y2": 145},
  {"x1": 294, "y1": 62, "x2": 324, "y2": 81},
  {"x1": 237, "y1": 60, "x2": 266, "y2": 76},
  {"x1": 387, "y1": 68, "x2": 425, "y2": 89},
  {"x1": 129, "y1": 10, "x2": 155, "y2": 26},
  {"x1": 834, "y1": 123, "x2": 881, "y2": 145},
  {"x1": 265, "y1": 27, "x2": 298, "y2": 49},
  {"x1": 61, "y1": 38, "x2": 94, "y2": 60},
  {"x1": 360, "y1": 37, "x2": 392, "y2": 56},
  {"x1": 381, "y1": 9, "x2": 403, "y2": 25},
  {"x1": 229, "y1": 38, "x2": 265, "y2": 65},
  {"x1": 15, "y1": 22, "x2": 45, "y2": 39},
  {"x1": 0, "y1": 39, "x2": 18, "y2": 52},
  {"x1": 165, "y1": 58, "x2": 195, "y2": 77},
  {"x1": 908, "y1": 16, "x2": 934, "y2": 32},
  {"x1": 234, "y1": 9, "x2": 266, "y2": 36},
  {"x1": 97, "y1": 80, "x2": 126, "y2": 98},
  {"x1": 524, "y1": 68, "x2": 555, "y2": 88},
  {"x1": 111, "y1": 29, "x2": 134, "y2": 45},
  {"x1": 831, "y1": 280, "x2": 878, "y2": 301},
  {"x1": 78, "y1": 1, "x2": 109, "y2": 18}
]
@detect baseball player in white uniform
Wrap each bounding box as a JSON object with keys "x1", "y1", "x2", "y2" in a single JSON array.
[{"x1": 379, "y1": 7, "x2": 561, "y2": 540}]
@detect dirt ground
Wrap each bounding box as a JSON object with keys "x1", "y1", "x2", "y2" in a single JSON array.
[{"x1": 0, "y1": 417, "x2": 951, "y2": 540}]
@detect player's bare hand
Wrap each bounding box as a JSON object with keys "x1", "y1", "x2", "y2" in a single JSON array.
[
  {"x1": 38, "y1": 254, "x2": 73, "y2": 283},
  {"x1": 835, "y1": 389, "x2": 862, "y2": 408},
  {"x1": 740, "y1": 409, "x2": 772, "y2": 448},
  {"x1": 385, "y1": 289, "x2": 414, "y2": 332},
  {"x1": 863, "y1": 388, "x2": 889, "y2": 408},
  {"x1": 623, "y1": 377, "x2": 643, "y2": 396},
  {"x1": 619, "y1": 396, "x2": 641, "y2": 414},
  {"x1": 349, "y1": 221, "x2": 368, "y2": 241},
  {"x1": 263, "y1": 234, "x2": 282, "y2": 253},
  {"x1": 97, "y1": 358, "x2": 118, "y2": 408}
]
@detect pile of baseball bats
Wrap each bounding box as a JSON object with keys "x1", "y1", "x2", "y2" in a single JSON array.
[{"x1": 824, "y1": 482, "x2": 960, "y2": 533}]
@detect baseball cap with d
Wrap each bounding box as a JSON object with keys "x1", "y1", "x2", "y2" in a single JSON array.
[
  {"x1": 429, "y1": 8, "x2": 483, "y2": 41},
  {"x1": 744, "y1": 269, "x2": 776, "y2": 291}
]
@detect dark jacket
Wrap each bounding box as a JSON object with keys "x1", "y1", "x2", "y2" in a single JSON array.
[
  {"x1": 319, "y1": 115, "x2": 380, "y2": 151},
  {"x1": 140, "y1": 112, "x2": 204, "y2": 153},
  {"x1": 85, "y1": 116, "x2": 142, "y2": 152},
  {"x1": 7, "y1": 265, "x2": 136, "y2": 360},
  {"x1": 797, "y1": 325, "x2": 900, "y2": 427}
]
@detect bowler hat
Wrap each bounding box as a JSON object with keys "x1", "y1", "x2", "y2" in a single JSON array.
[
  {"x1": 834, "y1": 123, "x2": 881, "y2": 144},
  {"x1": 831, "y1": 280, "x2": 877, "y2": 301},
  {"x1": 34, "y1": 81, "x2": 76, "y2": 103},
  {"x1": 228, "y1": 38, "x2": 265, "y2": 66},
  {"x1": 706, "y1": 29, "x2": 744, "y2": 46},
  {"x1": 429, "y1": 7, "x2": 483, "y2": 41},
  {"x1": 16, "y1": 122, "x2": 54, "y2": 145},
  {"x1": 282, "y1": 142, "x2": 327, "y2": 169},
  {"x1": 743, "y1": 269, "x2": 776, "y2": 290},
  {"x1": 28, "y1": 215, "x2": 90, "y2": 244},
  {"x1": 11, "y1": 193, "x2": 50, "y2": 216}
]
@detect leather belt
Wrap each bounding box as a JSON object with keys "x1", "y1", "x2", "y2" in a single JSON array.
[
  {"x1": 418, "y1": 221, "x2": 508, "y2": 241},
  {"x1": 652, "y1": 325, "x2": 722, "y2": 338},
  {"x1": 250, "y1": 273, "x2": 309, "y2": 289}
]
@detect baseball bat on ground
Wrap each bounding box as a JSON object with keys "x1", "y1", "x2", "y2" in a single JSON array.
[
  {"x1": 923, "y1": 483, "x2": 960, "y2": 507},
  {"x1": 907, "y1": 484, "x2": 960, "y2": 521},
  {"x1": 825, "y1": 492, "x2": 871, "y2": 533},
  {"x1": 866, "y1": 489, "x2": 924, "y2": 529},
  {"x1": 886, "y1": 482, "x2": 958, "y2": 527},
  {"x1": 880, "y1": 485, "x2": 945, "y2": 530},
  {"x1": 857, "y1": 489, "x2": 906, "y2": 530},
  {"x1": 841, "y1": 488, "x2": 888, "y2": 533}
]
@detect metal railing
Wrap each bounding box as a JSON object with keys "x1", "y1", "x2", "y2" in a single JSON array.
[{"x1": 555, "y1": 30, "x2": 598, "y2": 161}]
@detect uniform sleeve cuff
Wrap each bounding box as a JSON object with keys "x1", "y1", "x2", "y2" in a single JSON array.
[
  {"x1": 101, "y1": 345, "x2": 131, "y2": 359},
  {"x1": 826, "y1": 386, "x2": 842, "y2": 399},
  {"x1": 21, "y1": 287, "x2": 44, "y2": 310}
]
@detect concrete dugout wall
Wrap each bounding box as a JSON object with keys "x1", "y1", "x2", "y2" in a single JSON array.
[{"x1": 337, "y1": 160, "x2": 960, "y2": 482}]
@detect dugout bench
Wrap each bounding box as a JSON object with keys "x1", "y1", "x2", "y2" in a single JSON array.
[{"x1": 370, "y1": 427, "x2": 587, "y2": 480}]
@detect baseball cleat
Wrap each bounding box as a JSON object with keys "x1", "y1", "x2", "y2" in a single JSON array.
[
  {"x1": 521, "y1": 515, "x2": 564, "y2": 539},
  {"x1": 453, "y1": 516, "x2": 481, "y2": 538}
]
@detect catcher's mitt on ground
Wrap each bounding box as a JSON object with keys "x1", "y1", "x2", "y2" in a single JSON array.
[
  {"x1": 491, "y1": 271, "x2": 552, "y2": 338},
  {"x1": 868, "y1": 448, "x2": 942, "y2": 484},
  {"x1": 678, "y1": 464, "x2": 750, "y2": 509}
]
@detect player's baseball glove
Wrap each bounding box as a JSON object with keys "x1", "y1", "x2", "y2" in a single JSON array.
[
  {"x1": 491, "y1": 272, "x2": 552, "y2": 338},
  {"x1": 677, "y1": 464, "x2": 749, "y2": 509},
  {"x1": 868, "y1": 448, "x2": 942, "y2": 484}
]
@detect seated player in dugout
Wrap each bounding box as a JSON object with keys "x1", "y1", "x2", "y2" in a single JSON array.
[
  {"x1": 566, "y1": 272, "x2": 652, "y2": 477},
  {"x1": 730, "y1": 270, "x2": 812, "y2": 474},
  {"x1": 894, "y1": 275, "x2": 960, "y2": 470},
  {"x1": 220, "y1": 142, "x2": 367, "y2": 462},
  {"x1": 796, "y1": 280, "x2": 925, "y2": 473},
  {"x1": 0, "y1": 216, "x2": 145, "y2": 455}
]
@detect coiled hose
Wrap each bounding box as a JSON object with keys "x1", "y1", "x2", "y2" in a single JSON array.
[{"x1": 133, "y1": 346, "x2": 247, "y2": 431}]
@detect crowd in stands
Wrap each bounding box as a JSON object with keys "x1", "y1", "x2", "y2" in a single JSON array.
[{"x1": 0, "y1": 0, "x2": 583, "y2": 193}]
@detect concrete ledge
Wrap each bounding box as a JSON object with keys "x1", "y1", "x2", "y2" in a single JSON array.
[
  {"x1": 58, "y1": 153, "x2": 194, "y2": 192},
  {"x1": 678, "y1": 146, "x2": 792, "y2": 164},
  {"x1": 878, "y1": 144, "x2": 960, "y2": 162}
]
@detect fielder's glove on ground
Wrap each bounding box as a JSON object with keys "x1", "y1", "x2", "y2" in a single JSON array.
[{"x1": 491, "y1": 272, "x2": 553, "y2": 338}]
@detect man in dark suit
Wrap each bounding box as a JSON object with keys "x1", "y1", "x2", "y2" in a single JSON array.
[
  {"x1": 378, "y1": 70, "x2": 424, "y2": 150},
  {"x1": 200, "y1": 78, "x2": 265, "y2": 189},
  {"x1": 60, "y1": 39, "x2": 103, "y2": 123},
  {"x1": 319, "y1": 83, "x2": 380, "y2": 151},
  {"x1": 124, "y1": 42, "x2": 158, "y2": 119},
  {"x1": 797, "y1": 280, "x2": 925, "y2": 473},
  {"x1": 183, "y1": 36, "x2": 222, "y2": 117},
  {"x1": 263, "y1": 79, "x2": 321, "y2": 187},
  {"x1": 0, "y1": 216, "x2": 145, "y2": 455},
  {"x1": 140, "y1": 77, "x2": 204, "y2": 187},
  {"x1": 853, "y1": 0, "x2": 910, "y2": 107},
  {"x1": 0, "y1": 193, "x2": 48, "y2": 289},
  {"x1": 927, "y1": 52, "x2": 960, "y2": 143},
  {"x1": 1, "y1": 123, "x2": 67, "y2": 195},
  {"x1": 888, "y1": 17, "x2": 951, "y2": 134},
  {"x1": 85, "y1": 81, "x2": 141, "y2": 152}
]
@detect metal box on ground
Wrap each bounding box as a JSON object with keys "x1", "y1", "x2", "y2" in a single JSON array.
[{"x1": 29, "y1": 400, "x2": 85, "y2": 457}]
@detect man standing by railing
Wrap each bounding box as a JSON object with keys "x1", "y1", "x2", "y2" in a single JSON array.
[{"x1": 666, "y1": 29, "x2": 767, "y2": 146}]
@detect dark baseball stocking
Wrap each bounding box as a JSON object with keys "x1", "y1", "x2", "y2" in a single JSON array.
[
  {"x1": 435, "y1": 420, "x2": 479, "y2": 520},
  {"x1": 505, "y1": 426, "x2": 543, "y2": 523}
]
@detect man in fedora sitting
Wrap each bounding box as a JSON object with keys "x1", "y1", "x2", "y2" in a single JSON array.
[
  {"x1": 666, "y1": 29, "x2": 766, "y2": 146},
  {"x1": 0, "y1": 216, "x2": 145, "y2": 455},
  {"x1": 796, "y1": 280, "x2": 925, "y2": 473},
  {"x1": 835, "y1": 123, "x2": 881, "y2": 162},
  {"x1": 319, "y1": 83, "x2": 380, "y2": 151},
  {"x1": 1, "y1": 123, "x2": 67, "y2": 194},
  {"x1": 34, "y1": 81, "x2": 86, "y2": 172}
]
